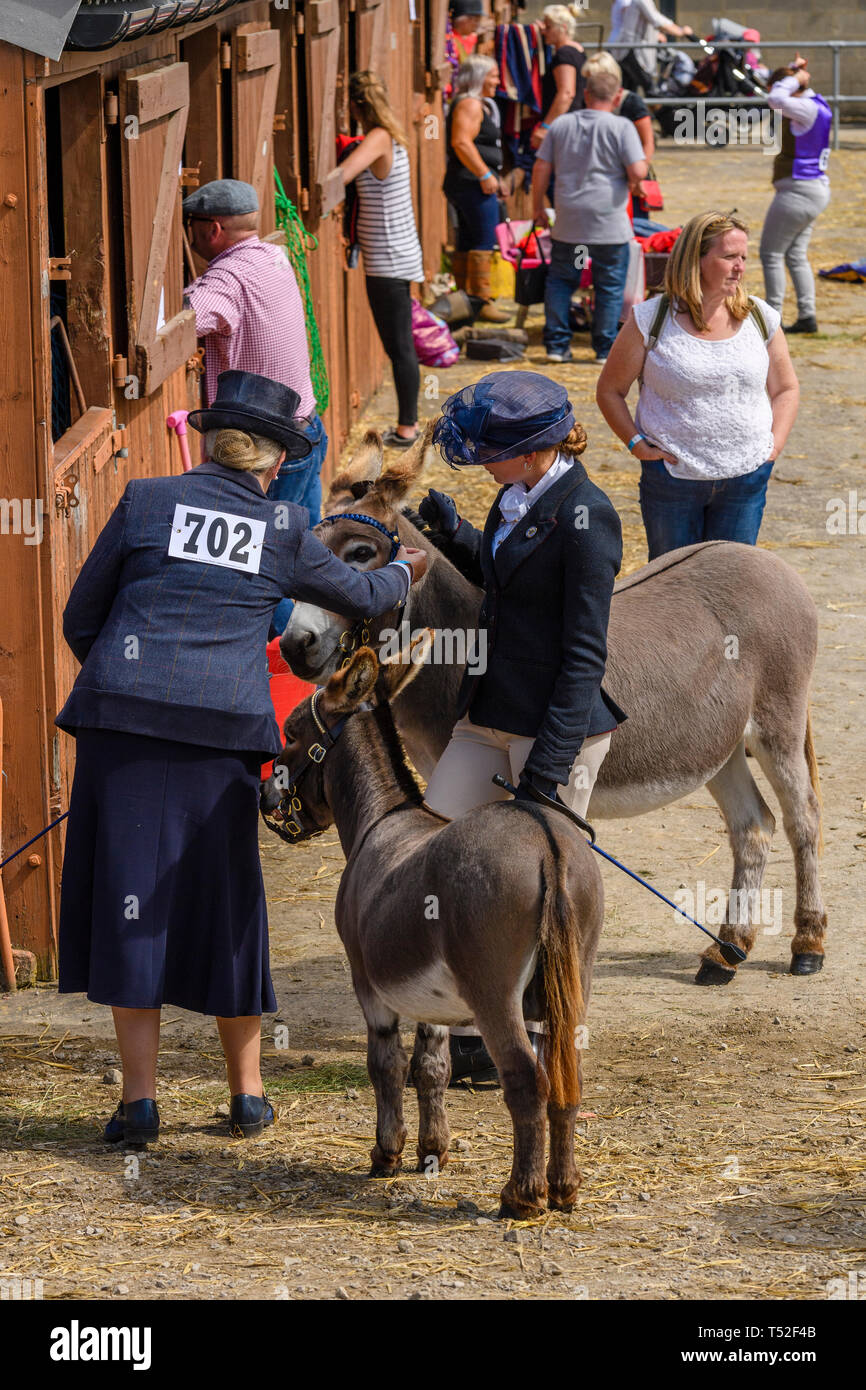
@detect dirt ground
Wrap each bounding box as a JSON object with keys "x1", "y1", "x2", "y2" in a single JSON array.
[{"x1": 2, "y1": 132, "x2": 866, "y2": 1303}]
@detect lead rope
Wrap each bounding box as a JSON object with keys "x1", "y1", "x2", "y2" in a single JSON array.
[{"x1": 491, "y1": 774, "x2": 746, "y2": 966}]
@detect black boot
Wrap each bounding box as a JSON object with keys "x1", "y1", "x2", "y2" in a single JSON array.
[
  {"x1": 784, "y1": 316, "x2": 818, "y2": 334},
  {"x1": 448, "y1": 1034, "x2": 498, "y2": 1085}
]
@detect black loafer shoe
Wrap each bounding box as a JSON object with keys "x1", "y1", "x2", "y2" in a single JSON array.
[
  {"x1": 448, "y1": 1035, "x2": 499, "y2": 1086},
  {"x1": 229, "y1": 1093, "x2": 275, "y2": 1138},
  {"x1": 104, "y1": 1098, "x2": 160, "y2": 1146}
]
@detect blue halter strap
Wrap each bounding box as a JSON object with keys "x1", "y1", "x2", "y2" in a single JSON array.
[{"x1": 318, "y1": 512, "x2": 401, "y2": 562}]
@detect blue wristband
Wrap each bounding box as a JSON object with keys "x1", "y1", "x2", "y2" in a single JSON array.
[
  {"x1": 539, "y1": 121, "x2": 551, "y2": 130},
  {"x1": 628, "y1": 433, "x2": 646, "y2": 453}
]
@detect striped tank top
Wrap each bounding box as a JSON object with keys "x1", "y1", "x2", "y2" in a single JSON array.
[{"x1": 356, "y1": 141, "x2": 425, "y2": 282}]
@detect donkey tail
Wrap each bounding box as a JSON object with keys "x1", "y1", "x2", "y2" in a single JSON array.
[
  {"x1": 804, "y1": 704, "x2": 824, "y2": 856},
  {"x1": 538, "y1": 840, "x2": 583, "y2": 1110}
]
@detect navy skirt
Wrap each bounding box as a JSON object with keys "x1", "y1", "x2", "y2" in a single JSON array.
[{"x1": 58, "y1": 729, "x2": 277, "y2": 1017}]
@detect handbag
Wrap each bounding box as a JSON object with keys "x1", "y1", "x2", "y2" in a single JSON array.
[
  {"x1": 514, "y1": 227, "x2": 550, "y2": 307},
  {"x1": 410, "y1": 300, "x2": 460, "y2": 368},
  {"x1": 639, "y1": 164, "x2": 664, "y2": 211}
]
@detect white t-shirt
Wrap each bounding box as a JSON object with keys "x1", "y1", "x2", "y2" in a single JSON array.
[{"x1": 632, "y1": 294, "x2": 781, "y2": 480}]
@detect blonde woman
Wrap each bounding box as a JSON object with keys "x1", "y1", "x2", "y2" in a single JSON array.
[
  {"x1": 56, "y1": 371, "x2": 426, "y2": 1146},
  {"x1": 596, "y1": 212, "x2": 800, "y2": 558},
  {"x1": 339, "y1": 71, "x2": 425, "y2": 447},
  {"x1": 530, "y1": 5, "x2": 586, "y2": 150}
]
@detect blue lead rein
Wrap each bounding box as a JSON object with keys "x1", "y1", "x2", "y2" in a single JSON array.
[{"x1": 491, "y1": 774, "x2": 746, "y2": 966}]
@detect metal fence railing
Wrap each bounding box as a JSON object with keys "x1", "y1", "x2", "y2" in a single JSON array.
[{"x1": 595, "y1": 40, "x2": 866, "y2": 149}]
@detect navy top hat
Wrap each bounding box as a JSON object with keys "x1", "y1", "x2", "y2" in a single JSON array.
[
  {"x1": 433, "y1": 371, "x2": 575, "y2": 467},
  {"x1": 188, "y1": 371, "x2": 312, "y2": 460}
]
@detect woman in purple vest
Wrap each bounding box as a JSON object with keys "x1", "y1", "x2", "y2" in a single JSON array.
[{"x1": 760, "y1": 55, "x2": 832, "y2": 335}]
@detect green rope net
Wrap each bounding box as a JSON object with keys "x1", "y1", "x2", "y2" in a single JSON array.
[{"x1": 274, "y1": 167, "x2": 330, "y2": 415}]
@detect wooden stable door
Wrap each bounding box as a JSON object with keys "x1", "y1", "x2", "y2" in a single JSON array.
[
  {"x1": 119, "y1": 60, "x2": 197, "y2": 395},
  {"x1": 306, "y1": 0, "x2": 343, "y2": 222},
  {"x1": 231, "y1": 23, "x2": 281, "y2": 236},
  {"x1": 356, "y1": 0, "x2": 388, "y2": 74}
]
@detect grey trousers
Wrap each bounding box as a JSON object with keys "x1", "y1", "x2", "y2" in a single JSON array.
[{"x1": 759, "y1": 176, "x2": 830, "y2": 319}]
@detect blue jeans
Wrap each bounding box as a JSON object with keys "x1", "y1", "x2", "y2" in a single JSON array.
[
  {"x1": 444, "y1": 177, "x2": 501, "y2": 251},
  {"x1": 632, "y1": 215, "x2": 670, "y2": 238},
  {"x1": 544, "y1": 240, "x2": 631, "y2": 358},
  {"x1": 267, "y1": 412, "x2": 328, "y2": 636},
  {"x1": 639, "y1": 458, "x2": 774, "y2": 561}
]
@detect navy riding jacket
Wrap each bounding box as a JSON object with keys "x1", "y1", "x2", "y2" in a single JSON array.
[
  {"x1": 57, "y1": 461, "x2": 409, "y2": 759},
  {"x1": 441, "y1": 459, "x2": 626, "y2": 784}
]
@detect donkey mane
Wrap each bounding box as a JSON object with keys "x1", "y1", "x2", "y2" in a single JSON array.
[
  {"x1": 333, "y1": 696, "x2": 426, "y2": 823},
  {"x1": 370, "y1": 699, "x2": 425, "y2": 807}
]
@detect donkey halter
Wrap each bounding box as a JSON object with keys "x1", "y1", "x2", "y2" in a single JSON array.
[
  {"x1": 316, "y1": 511, "x2": 404, "y2": 668},
  {"x1": 260, "y1": 688, "x2": 350, "y2": 844}
]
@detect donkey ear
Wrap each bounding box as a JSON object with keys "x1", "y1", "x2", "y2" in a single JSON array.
[
  {"x1": 380, "y1": 627, "x2": 435, "y2": 699},
  {"x1": 365, "y1": 421, "x2": 436, "y2": 510},
  {"x1": 326, "y1": 430, "x2": 384, "y2": 500},
  {"x1": 322, "y1": 647, "x2": 379, "y2": 716}
]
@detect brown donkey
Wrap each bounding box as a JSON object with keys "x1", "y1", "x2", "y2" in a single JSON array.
[
  {"x1": 261, "y1": 637, "x2": 604, "y2": 1218},
  {"x1": 282, "y1": 429, "x2": 826, "y2": 985}
]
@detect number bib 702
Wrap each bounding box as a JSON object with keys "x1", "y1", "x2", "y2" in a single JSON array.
[{"x1": 167, "y1": 504, "x2": 267, "y2": 574}]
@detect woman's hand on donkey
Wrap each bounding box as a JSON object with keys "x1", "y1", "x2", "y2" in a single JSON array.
[
  {"x1": 418, "y1": 489, "x2": 461, "y2": 538},
  {"x1": 395, "y1": 545, "x2": 428, "y2": 583}
]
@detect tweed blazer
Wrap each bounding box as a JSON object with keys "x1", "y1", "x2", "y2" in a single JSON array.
[
  {"x1": 57, "y1": 462, "x2": 409, "y2": 758},
  {"x1": 442, "y1": 459, "x2": 626, "y2": 784}
]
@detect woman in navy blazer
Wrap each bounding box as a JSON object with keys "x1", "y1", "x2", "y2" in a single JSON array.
[
  {"x1": 57, "y1": 371, "x2": 426, "y2": 1144},
  {"x1": 418, "y1": 371, "x2": 625, "y2": 1080}
]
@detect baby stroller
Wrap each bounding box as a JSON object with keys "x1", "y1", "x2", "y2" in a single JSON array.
[{"x1": 652, "y1": 18, "x2": 769, "y2": 140}]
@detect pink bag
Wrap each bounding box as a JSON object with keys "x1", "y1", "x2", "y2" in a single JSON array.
[{"x1": 411, "y1": 299, "x2": 460, "y2": 368}]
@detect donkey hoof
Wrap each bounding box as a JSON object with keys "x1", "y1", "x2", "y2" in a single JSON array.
[
  {"x1": 695, "y1": 959, "x2": 737, "y2": 987},
  {"x1": 790, "y1": 952, "x2": 824, "y2": 976},
  {"x1": 416, "y1": 1150, "x2": 449, "y2": 1175},
  {"x1": 369, "y1": 1145, "x2": 402, "y2": 1178},
  {"x1": 498, "y1": 1200, "x2": 546, "y2": 1221},
  {"x1": 369, "y1": 1161, "x2": 401, "y2": 1178},
  {"x1": 498, "y1": 1184, "x2": 548, "y2": 1221}
]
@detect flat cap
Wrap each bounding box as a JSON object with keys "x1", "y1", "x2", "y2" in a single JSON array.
[{"x1": 182, "y1": 179, "x2": 259, "y2": 218}]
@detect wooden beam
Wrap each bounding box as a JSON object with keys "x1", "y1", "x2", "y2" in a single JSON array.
[
  {"x1": 307, "y1": 0, "x2": 341, "y2": 37},
  {"x1": 127, "y1": 61, "x2": 190, "y2": 126},
  {"x1": 236, "y1": 28, "x2": 280, "y2": 72}
]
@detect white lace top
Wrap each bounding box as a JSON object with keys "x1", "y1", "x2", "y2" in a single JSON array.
[{"x1": 633, "y1": 294, "x2": 781, "y2": 480}]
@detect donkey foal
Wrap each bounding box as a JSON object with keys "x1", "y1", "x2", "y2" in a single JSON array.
[{"x1": 263, "y1": 639, "x2": 604, "y2": 1219}]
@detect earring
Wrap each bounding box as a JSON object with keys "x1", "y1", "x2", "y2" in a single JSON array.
[{"x1": 523, "y1": 457, "x2": 532, "y2": 471}]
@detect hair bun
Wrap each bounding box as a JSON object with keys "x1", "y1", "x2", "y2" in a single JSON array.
[
  {"x1": 212, "y1": 428, "x2": 258, "y2": 469},
  {"x1": 563, "y1": 422, "x2": 587, "y2": 457}
]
